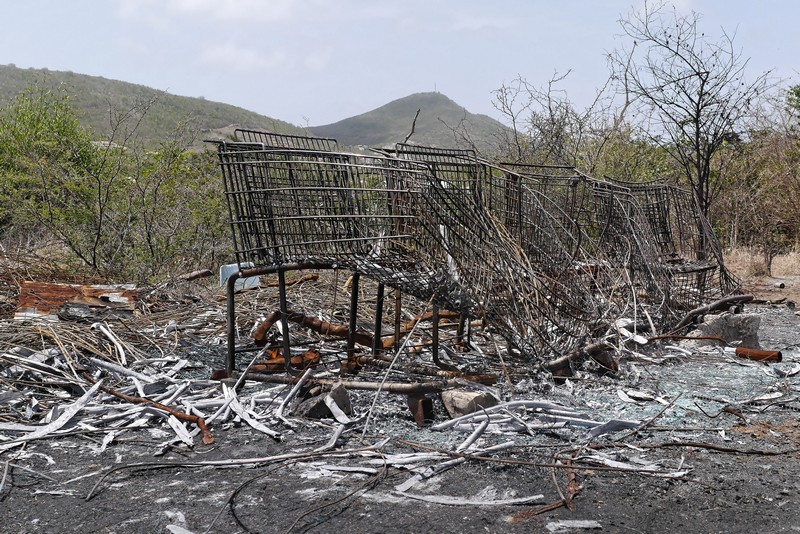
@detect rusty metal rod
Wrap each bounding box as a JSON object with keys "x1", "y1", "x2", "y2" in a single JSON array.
[
  {"x1": 82, "y1": 373, "x2": 214, "y2": 445},
  {"x1": 231, "y1": 371, "x2": 462, "y2": 395},
  {"x1": 735, "y1": 347, "x2": 782, "y2": 362}
]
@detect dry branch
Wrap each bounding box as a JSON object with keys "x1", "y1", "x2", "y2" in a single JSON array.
[
  {"x1": 265, "y1": 273, "x2": 319, "y2": 287},
  {"x1": 81, "y1": 373, "x2": 214, "y2": 445},
  {"x1": 178, "y1": 269, "x2": 213, "y2": 281},
  {"x1": 543, "y1": 342, "x2": 616, "y2": 377},
  {"x1": 671, "y1": 294, "x2": 754, "y2": 332}
]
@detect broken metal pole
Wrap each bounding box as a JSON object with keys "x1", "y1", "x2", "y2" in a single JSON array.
[
  {"x1": 277, "y1": 269, "x2": 294, "y2": 374},
  {"x1": 347, "y1": 272, "x2": 361, "y2": 364},
  {"x1": 225, "y1": 272, "x2": 240, "y2": 375},
  {"x1": 373, "y1": 283, "x2": 385, "y2": 356}
]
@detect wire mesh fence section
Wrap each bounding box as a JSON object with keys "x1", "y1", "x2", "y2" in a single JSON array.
[
  {"x1": 415, "y1": 168, "x2": 604, "y2": 357},
  {"x1": 380, "y1": 150, "x2": 610, "y2": 355}
]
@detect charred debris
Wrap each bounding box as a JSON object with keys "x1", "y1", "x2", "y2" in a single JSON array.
[{"x1": 1, "y1": 130, "x2": 796, "y2": 526}]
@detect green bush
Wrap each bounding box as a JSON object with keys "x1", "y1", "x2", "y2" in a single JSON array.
[{"x1": 0, "y1": 84, "x2": 231, "y2": 282}]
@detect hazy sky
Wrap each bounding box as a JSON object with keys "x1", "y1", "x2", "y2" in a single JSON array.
[{"x1": 0, "y1": 1, "x2": 796, "y2": 126}]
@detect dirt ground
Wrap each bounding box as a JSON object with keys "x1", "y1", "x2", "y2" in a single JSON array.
[{"x1": 3, "y1": 267, "x2": 800, "y2": 533}]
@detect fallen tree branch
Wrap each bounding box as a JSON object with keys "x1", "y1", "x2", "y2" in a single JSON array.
[
  {"x1": 178, "y1": 269, "x2": 213, "y2": 281},
  {"x1": 542, "y1": 342, "x2": 615, "y2": 377},
  {"x1": 670, "y1": 294, "x2": 754, "y2": 333}
]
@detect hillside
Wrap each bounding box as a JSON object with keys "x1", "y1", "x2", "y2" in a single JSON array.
[
  {"x1": 0, "y1": 66, "x2": 505, "y2": 152},
  {"x1": 0, "y1": 64, "x2": 307, "y2": 146},
  {"x1": 310, "y1": 92, "x2": 506, "y2": 154}
]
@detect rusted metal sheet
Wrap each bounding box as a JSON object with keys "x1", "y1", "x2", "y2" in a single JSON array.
[{"x1": 15, "y1": 281, "x2": 137, "y2": 320}]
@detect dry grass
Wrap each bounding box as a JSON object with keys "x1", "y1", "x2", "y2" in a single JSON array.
[
  {"x1": 770, "y1": 252, "x2": 800, "y2": 276},
  {"x1": 725, "y1": 248, "x2": 768, "y2": 278},
  {"x1": 725, "y1": 248, "x2": 800, "y2": 279}
]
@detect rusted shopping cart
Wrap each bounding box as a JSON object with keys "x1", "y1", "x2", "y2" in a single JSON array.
[{"x1": 215, "y1": 137, "x2": 440, "y2": 374}]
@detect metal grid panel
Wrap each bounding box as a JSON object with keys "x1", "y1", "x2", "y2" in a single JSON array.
[
  {"x1": 611, "y1": 179, "x2": 740, "y2": 308},
  {"x1": 233, "y1": 128, "x2": 339, "y2": 151},
  {"x1": 216, "y1": 142, "x2": 444, "y2": 300},
  {"x1": 416, "y1": 171, "x2": 601, "y2": 356}
]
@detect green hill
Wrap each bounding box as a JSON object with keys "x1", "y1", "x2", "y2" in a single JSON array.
[
  {"x1": 0, "y1": 66, "x2": 505, "y2": 152},
  {"x1": 0, "y1": 64, "x2": 307, "y2": 146},
  {"x1": 309, "y1": 92, "x2": 506, "y2": 154}
]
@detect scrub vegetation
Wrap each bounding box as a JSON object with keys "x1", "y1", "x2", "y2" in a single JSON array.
[{"x1": 0, "y1": 1, "x2": 797, "y2": 282}]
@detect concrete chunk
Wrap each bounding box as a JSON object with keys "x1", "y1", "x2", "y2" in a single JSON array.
[
  {"x1": 681, "y1": 313, "x2": 761, "y2": 351},
  {"x1": 441, "y1": 390, "x2": 497, "y2": 419}
]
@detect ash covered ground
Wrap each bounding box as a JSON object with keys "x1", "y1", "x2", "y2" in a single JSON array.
[{"x1": 2, "y1": 274, "x2": 800, "y2": 534}]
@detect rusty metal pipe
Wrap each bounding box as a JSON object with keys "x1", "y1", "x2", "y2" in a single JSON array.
[{"x1": 734, "y1": 347, "x2": 782, "y2": 362}]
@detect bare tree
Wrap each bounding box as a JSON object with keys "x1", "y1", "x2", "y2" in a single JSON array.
[
  {"x1": 491, "y1": 72, "x2": 624, "y2": 170},
  {"x1": 489, "y1": 71, "x2": 666, "y2": 182},
  {"x1": 611, "y1": 1, "x2": 772, "y2": 219}
]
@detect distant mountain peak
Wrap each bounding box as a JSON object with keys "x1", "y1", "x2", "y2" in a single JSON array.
[{"x1": 309, "y1": 92, "x2": 505, "y2": 153}]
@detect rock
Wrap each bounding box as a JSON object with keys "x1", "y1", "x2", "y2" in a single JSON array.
[
  {"x1": 294, "y1": 394, "x2": 329, "y2": 419},
  {"x1": 294, "y1": 381, "x2": 352, "y2": 419},
  {"x1": 680, "y1": 313, "x2": 761, "y2": 351},
  {"x1": 328, "y1": 382, "x2": 352, "y2": 415},
  {"x1": 441, "y1": 390, "x2": 498, "y2": 419}
]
